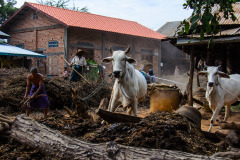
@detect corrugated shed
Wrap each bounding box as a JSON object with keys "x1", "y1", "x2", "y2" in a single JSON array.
[
  {"x1": 0, "y1": 44, "x2": 46, "y2": 58},
  {"x1": 1, "y1": 2, "x2": 166, "y2": 40},
  {"x1": 157, "y1": 21, "x2": 181, "y2": 38}
]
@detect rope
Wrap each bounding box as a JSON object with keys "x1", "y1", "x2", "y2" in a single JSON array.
[
  {"x1": 155, "y1": 77, "x2": 187, "y2": 86},
  {"x1": 82, "y1": 78, "x2": 107, "y2": 101},
  {"x1": 219, "y1": 84, "x2": 240, "y2": 101}
]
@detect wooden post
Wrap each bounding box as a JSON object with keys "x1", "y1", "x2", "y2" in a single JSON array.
[
  {"x1": 187, "y1": 46, "x2": 195, "y2": 106},
  {"x1": 158, "y1": 40, "x2": 162, "y2": 76},
  {"x1": 64, "y1": 27, "x2": 69, "y2": 69},
  {"x1": 222, "y1": 45, "x2": 227, "y2": 73},
  {"x1": 101, "y1": 33, "x2": 105, "y2": 59},
  {"x1": 207, "y1": 47, "x2": 214, "y2": 66},
  {"x1": 226, "y1": 44, "x2": 232, "y2": 74},
  {"x1": 131, "y1": 37, "x2": 136, "y2": 59}
]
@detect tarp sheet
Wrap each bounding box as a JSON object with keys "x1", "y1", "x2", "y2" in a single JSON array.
[
  {"x1": 0, "y1": 31, "x2": 10, "y2": 38},
  {"x1": 0, "y1": 44, "x2": 46, "y2": 58}
]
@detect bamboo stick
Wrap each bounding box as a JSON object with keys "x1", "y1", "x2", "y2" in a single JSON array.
[{"x1": 61, "y1": 57, "x2": 90, "y2": 84}]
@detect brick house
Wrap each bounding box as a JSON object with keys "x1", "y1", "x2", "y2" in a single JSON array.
[{"x1": 0, "y1": 2, "x2": 166, "y2": 77}]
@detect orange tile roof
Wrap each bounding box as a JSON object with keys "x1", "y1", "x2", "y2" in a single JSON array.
[{"x1": 17, "y1": 2, "x2": 165, "y2": 40}]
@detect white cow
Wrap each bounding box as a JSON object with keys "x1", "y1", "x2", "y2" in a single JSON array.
[
  {"x1": 198, "y1": 66, "x2": 240, "y2": 132},
  {"x1": 102, "y1": 46, "x2": 147, "y2": 117}
]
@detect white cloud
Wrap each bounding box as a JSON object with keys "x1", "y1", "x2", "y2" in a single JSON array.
[{"x1": 15, "y1": 0, "x2": 192, "y2": 30}]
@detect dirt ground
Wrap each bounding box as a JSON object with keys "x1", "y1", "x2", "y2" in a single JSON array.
[{"x1": 1, "y1": 68, "x2": 240, "y2": 159}]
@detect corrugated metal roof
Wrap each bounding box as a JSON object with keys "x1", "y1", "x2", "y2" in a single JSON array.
[
  {"x1": 157, "y1": 21, "x2": 181, "y2": 38},
  {"x1": 178, "y1": 3, "x2": 240, "y2": 39},
  {"x1": 1, "y1": 2, "x2": 166, "y2": 40},
  {"x1": 212, "y1": 3, "x2": 240, "y2": 25},
  {"x1": 0, "y1": 44, "x2": 46, "y2": 58},
  {"x1": 186, "y1": 27, "x2": 240, "y2": 38}
]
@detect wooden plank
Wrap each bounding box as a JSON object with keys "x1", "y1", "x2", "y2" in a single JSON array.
[{"x1": 96, "y1": 109, "x2": 142, "y2": 123}]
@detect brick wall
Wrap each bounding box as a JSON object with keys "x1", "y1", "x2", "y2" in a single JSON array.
[
  {"x1": 6, "y1": 8, "x2": 162, "y2": 78},
  {"x1": 8, "y1": 8, "x2": 65, "y2": 76},
  {"x1": 68, "y1": 28, "x2": 161, "y2": 77},
  {"x1": 10, "y1": 10, "x2": 59, "y2": 31}
]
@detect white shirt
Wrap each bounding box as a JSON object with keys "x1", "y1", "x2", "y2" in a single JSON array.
[{"x1": 71, "y1": 56, "x2": 87, "y2": 66}]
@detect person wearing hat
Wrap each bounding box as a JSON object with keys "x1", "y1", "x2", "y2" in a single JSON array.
[
  {"x1": 70, "y1": 49, "x2": 87, "y2": 82},
  {"x1": 147, "y1": 69, "x2": 156, "y2": 83}
]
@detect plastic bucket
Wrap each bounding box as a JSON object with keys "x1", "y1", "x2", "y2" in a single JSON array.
[{"x1": 150, "y1": 89, "x2": 180, "y2": 112}]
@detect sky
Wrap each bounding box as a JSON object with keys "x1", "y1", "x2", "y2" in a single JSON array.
[{"x1": 14, "y1": 0, "x2": 193, "y2": 31}]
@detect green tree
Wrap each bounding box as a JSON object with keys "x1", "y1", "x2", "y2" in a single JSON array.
[
  {"x1": 37, "y1": 0, "x2": 89, "y2": 12},
  {"x1": 179, "y1": 0, "x2": 240, "y2": 40},
  {"x1": 0, "y1": 0, "x2": 18, "y2": 25}
]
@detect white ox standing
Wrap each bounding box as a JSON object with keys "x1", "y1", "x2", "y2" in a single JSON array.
[
  {"x1": 102, "y1": 46, "x2": 147, "y2": 117},
  {"x1": 198, "y1": 66, "x2": 240, "y2": 132}
]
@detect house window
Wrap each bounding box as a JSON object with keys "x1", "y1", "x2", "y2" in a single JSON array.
[
  {"x1": 112, "y1": 46, "x2": 125, "y2": 51},
  {"x1": 140, "y1": 49, "x2": 153, "y2": 54},
  {"x1": 33, "y1": 12, "x2": 38, "y2": 20},
  {"x1": 77, "y1": 41, "x2": 94, "y2": 47},
  {"x1": 141, "y1": 55, "x2": 153, "y2": 63},
  {"x1": 48, "y1": 41, "x2": 58, "y2": 48},
  {"x1": 16, "y1": 44, "x2": 24, "y2": 49}
]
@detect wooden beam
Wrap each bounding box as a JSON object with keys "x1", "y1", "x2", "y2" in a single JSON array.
[
  {"x1": 9, "y1": 24, "x2": 64, "y2": 34},
  {"x1": 64, "y1": 27, "x2": 69, "y2": 64},
  {"x1": 207, "y1": 48, "x2": 214, "y2": 66},
  {"x1": 226, "y1": 44, "x2": 232, "y2": 74},
  {"x1": 158, "y1": 40, "x2": 162, "y2": 76},
  {"x1": 102, "y1": 33, "x2": 105, "y2": 59},
  {"x1": 69, "y1": 44, "x2": 102, "y2": 50},
  {"x1": 131, "y1": 37, "x2": 136, "y2": 59},
  {"x1": 221, "y1": 45, "x2": 227, "y2": 73},
  {"x1": 187, "y1": 46, "x2": 195, "y2": 106}
]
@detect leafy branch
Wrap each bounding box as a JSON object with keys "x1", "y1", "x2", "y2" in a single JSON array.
[{"x1": 179, "y1": 0, "x2": 239, "y2": 41}]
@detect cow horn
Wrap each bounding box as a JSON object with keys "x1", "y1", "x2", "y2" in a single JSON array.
[
  {"x1": 218, "y1": 71, "x2": 230, "y2": 78},
  {"x1": 109, "y1": 46, "x2": 113, "y2": 54},
  {"x1": 125, "y1": 46, "x2": 130, "y2": 54},
  {"x1": 197, "y1": 71, "x2": 207, "y2": 76}
]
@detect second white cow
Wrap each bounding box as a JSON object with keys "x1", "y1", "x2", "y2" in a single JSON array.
[
  {"x1": 198, "y1": 66, "x2": 240, "y2": 132},
  {"x1": 102, "y1": 46, "x2": 147, "y2": 116}
]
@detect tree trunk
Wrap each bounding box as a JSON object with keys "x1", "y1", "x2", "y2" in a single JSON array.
[{"x1": 11, "y1": 114, "x2": 227, "y2": 160}]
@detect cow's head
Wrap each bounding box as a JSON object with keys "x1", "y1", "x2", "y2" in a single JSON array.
[
  {"x1": 102, "y1": 46, "x2": 136, "y2": 78},
  {"x1": 198, "y1": 66, "x2": 230, "y2": 87}
]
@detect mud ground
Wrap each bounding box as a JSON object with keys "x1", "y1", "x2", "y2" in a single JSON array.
[{"x1": 1, "y1": 68, "x2": 240, "y2": 159}]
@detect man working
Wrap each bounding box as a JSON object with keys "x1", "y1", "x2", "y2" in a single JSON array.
[
  {"x1": 24, "y1": 67, "x2": 49, "y2": 118},
  {"x1": 70, "y1": 49, "x2": 87, "y2": 82},
  {"x1": 147, "y1": 69, "x2": 156, "y2": 83}
]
